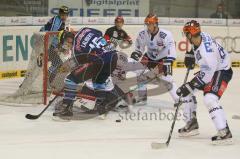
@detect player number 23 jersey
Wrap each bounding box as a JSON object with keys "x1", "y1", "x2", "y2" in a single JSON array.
[{"x1": 193, "y1": 32, "x2": 231, "y2": 84}]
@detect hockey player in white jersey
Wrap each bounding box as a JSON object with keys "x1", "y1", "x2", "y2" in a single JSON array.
[
  {"x1": 177, "y1": 20, "x2": 233, "y2": 145},
  {"x1": 130, "y1": 13, "x2": 194, "y2": 106}
]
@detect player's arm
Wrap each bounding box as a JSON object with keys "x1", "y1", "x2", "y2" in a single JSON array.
[
  {"x1": 162, "y1": 31, "x2": 177, "y2": 62},
  {"x1": 122, "y1": 30, "x2": 133, "y2": 44},
  {"x1": 104, "y1": 28, "x2": 112, "y2": 43},
  {"x1": 118, "y1": 30, "x2": 133, "y2": 49},
  {"x1": 160, "y1": 31, "x2": 177, "y2": 76},
  {"x1": 40, "y1": 16, "x2": 63, "y2": 32},
  {"x1": 177, "y1": 50, "x2": 217, "y2": 97},
  {"x1": 131, "y1": 31, "x2": 146, "y2": 61}
]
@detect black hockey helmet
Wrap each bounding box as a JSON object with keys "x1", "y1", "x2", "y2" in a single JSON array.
[{"x1": 59, "y1": 6, "x2": 69, "y2": 15}]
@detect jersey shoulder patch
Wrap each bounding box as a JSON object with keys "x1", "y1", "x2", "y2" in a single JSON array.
[
  {"x1": 196, "y1": 50, "x2": 202, "y2": 61},
  {"x1": 138, "y1": 30, "x2": 145, "y2": 39},
  {"x1": 159, "y1": 31, "x2": 167, "y2": 39}
]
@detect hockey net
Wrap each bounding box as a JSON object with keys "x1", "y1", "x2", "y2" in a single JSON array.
[{"x1": 0, "y1": 31, "x2": 70, "y2": 106}]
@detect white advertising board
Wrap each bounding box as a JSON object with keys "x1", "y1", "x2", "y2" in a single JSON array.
[{"x1": 0, "y1": 25, "x2": 239, "y2": 76}]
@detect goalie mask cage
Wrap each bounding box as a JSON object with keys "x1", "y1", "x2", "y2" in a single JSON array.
[{"x1": 0, "y1": 32, "x2": 59, "y2": 106}]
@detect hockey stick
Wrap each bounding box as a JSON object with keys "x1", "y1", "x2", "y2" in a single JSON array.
[
  {"x1": 25, "y1": 95, "x2": 58, "y2": 120},
  {"x1": 25, "y1": 92, "x2": 96, "y2": 120},
  {"x1": 55, "y1": 73, "x2": 162, "y2": 121},
  {"x1": 151, "y1": 68, "x2": 190, "y2": 149}
]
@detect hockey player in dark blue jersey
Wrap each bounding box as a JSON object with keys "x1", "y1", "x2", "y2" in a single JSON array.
[
  {"x1": 40, "y1": 6, "x2": 69, "y2": 32},
  {"x1": 53, "y1": 28, "x2": 118, "y2": 118}
]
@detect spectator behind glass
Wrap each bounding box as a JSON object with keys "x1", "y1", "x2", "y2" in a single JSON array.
[{"x1": 210, "y1": 3, "x2": 231, "y2": 19}]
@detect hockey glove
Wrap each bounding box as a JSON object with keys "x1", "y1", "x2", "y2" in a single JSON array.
[
  {"x1": 131, "y1": 51, "x2": 142, "y2": 61},
  {"x1": 184, "y1": 50, "x2": 195, "y2": 70},
  {"x1": 177, "y1": 74, "x2": 206, "y2": 97},
  {"x1": 176, "y1": 82, "x2": 194, "y2": 97}
]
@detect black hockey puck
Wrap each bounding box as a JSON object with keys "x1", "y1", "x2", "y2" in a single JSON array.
[{"x1": 115, "y1": 119, "x2": 121, "y2": 122}]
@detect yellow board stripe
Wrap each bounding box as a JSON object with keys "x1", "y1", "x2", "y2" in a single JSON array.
[
  {"x1": 173, "y1": 61, "x2": 240, "y2": 68},
  {"x1": 0, "y1": 61, "x2": 239, "y2": 80},
  {"x1": 0, "y1": 70, "x2": 26, "y2": 80}
]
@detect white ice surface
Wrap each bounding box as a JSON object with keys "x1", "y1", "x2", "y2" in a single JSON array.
[{"x1": 0, "y1": 68, "x2": 239, "y2": 159}]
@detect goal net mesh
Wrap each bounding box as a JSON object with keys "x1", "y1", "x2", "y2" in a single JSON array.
[{"x1": 0, "y1": 32, "x2": 67, "y2": 105}]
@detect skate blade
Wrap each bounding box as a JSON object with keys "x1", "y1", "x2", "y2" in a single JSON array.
[
  {"x1": 97, "y1": 113, "x2": 107, "y2": 120},
  {"x1": 179, "y1": 129, "x2": 199, "y2": 137},
  {"x1": 151, "y1": 142, "x2": 168, "y2": 149},
  {"x1": 52, "y1": 116, "x2": 72, "y2": 122},
  {"x1": 232, "y1": 115, "x2": 240, "y2": 120},
  {"x1": 134, "y1": 101, "x2": 147, "y2": 106},
  {"x1": 212, "y1": 138, "x2": 234, "y2": 146}
]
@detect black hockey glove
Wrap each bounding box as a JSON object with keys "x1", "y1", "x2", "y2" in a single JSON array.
[
  {"x1": 176, "y1": 73, "x2": 206, "y2": 97},
  {"x1": 184, "y1": 50, "x2": 195, "y2": 70},
  {"x1": 131, "y1": 51, "x2": 142, "y2": 61},
  {"x1": 176, "y1": 82, "x2": 194, "y2": 97}
]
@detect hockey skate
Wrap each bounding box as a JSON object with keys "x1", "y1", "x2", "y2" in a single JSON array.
[
  {"x1": 53, "y1": 103, "x2": 73, "y2": 121},
  {"x1": 178, "y1": 112, "x2": 199, "y2": 137},
  {"x1": 133, "y1": 96, "x2": 147, "y2": 106},
  {"x1": 211, "y1": 124, "x2": 233, "y2": 145}
]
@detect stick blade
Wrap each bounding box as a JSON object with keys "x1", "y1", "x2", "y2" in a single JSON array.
[
  {"x1": 25, "y1": 114, "x2": 39, "y2": 120},
  {"x1": 232, "y1": 115, "x2": 240, "y2": 120},
  {"x1": 151, "y1": 142, "x2": 168, "y2": 149}
]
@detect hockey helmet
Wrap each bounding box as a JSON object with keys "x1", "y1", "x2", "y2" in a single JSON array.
[
  {"x1": 144, "y1": 13, "x2": 158, "y2": 25},
  {"x1": 59, "y1": 5, "x2": 69, "y2": 15},
  {"x1": 115, "y1": 16, "x2": 124, "y2": 23},
  {"x1": 183, "y1": 20, "x2": 201, "y2": 36}
]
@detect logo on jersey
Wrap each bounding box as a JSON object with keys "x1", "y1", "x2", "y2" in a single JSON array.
[
  {"x1": 157, "y1": 41, "x2": 164, "y2": 47},
  {"x1": 150, "y1": 42, "x2": 154, "y2": 46},
  {"x1": 159, "y1": 31, "x2": 167, "y2": 39},
  {"x1": 196, "y1": 50, "x2": 202, "y2": 61},
  {"x1": 113, "y1": 31, "x2": 118, "y2": 38},
  {"x1": 200, "y1": 65, "x2": 211, "y2": 71},
  {"x1": 75, "y1": 28, "x2": 91, "y2": 51},
  {"x1": 139, "y1": 31, "x2": 145, "y2": 39},
  {"x1": 81, "y1": 32, "x2": 94, "y2": 48}
]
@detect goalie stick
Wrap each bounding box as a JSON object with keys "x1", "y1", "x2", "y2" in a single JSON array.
[{"x1": 151, "y1": 68, "x2": 190, "y2": 149}]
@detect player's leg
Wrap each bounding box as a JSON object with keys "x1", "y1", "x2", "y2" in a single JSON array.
[
  {"x1": 203, "y1": 68, "x2": 233, "y2": 144},
  {"x1": 54, "y1": 53, "x2": 118, "y2": 117},
  {"x1": 92, "y1": 52, "x2": 118, "y2": 115},
  {"x1": 53, "y1": 62, "x2": 103, "y2": 117},
  {"x1": 135, "y1": 54, "x2": 154, "y2": 105},
  {"x1": 178, "y1": 94, "x2": 199, "y2": 137},
  {"x1": 159, "y1": 58, "x2": 179, "y2": 104}
]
